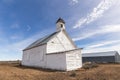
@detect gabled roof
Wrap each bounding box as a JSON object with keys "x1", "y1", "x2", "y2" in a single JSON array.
[
  {"x1": 82, "y1": 51, "x2": 119, "y2": 57},
  {"x1": 56, "y1": 18, "x2": 65, "y2": 24},
  {"x1": 23, "y1": 31, "x2": 59, "y2": 51}
]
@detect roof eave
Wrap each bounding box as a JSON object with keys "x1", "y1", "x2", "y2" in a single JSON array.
[{"x1": 46, "y1": 48, "x2": 81, "y2": 55}]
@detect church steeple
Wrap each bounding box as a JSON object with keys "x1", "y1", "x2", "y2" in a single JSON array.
[{"x1": 56, "y1": 18, "x2": 65, "y2": 31}]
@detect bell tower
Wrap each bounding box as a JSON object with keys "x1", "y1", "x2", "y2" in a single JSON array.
[{"x1": 56, "y1": 18, "x2": 65, "y2": 31}]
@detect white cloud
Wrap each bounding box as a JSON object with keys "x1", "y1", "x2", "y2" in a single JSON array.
[
  {"x1": 80, "y1": 38, "x2": 120, "y2": 54},
  {"x1": 10, "y1": 36, "x2": 19, "y2": 40},
  {"x1": 86, "y1": 40, "x2": 120, "y2": 49},
  {"x1": 27, "y1": 25, "x2": 31, "y2": 31},
  {"x1": 72, "y1": 31, "x2": 97, "y2": 41},
  {"x1": 10, "y1": 35, "x2": 22, "y2": 40},
  {"x1": 82, "y1": 44, "x2": 120, "y2": 54},
  {"x1": 73, "y1": 0, "x2": 116, "y2": 28},
  {"x1": 73, "y1": 24, "x2": 120, "y2": 41},
  {"x1": 103, "y1": 25, "x2": 120, "y2": 33},
  {"x1": 72, "y1": 33, "x2": 92, "y2": 41},
  {"x1": 69, "y1": 0, "x2": 79, "y2": 5}
]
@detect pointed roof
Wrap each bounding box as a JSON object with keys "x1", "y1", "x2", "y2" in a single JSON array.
[
  {"x1": 23, "y1": 31, "x2": 59, "y2": 51},
  {"x1": 56, "y1": 18, "x2": 65, "y2": 24}
]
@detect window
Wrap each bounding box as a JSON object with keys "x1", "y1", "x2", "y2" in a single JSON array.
[{"x1": 61, "y1": 24, "x2": 63, "y2": 28}]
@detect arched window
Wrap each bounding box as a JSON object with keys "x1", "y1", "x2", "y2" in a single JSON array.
[{"x1": 61, "y1": 24, "x2": 63, "y2": 28}]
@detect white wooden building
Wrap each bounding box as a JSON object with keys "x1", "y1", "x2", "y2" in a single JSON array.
[{"x1": 22, "y1": 18, "x2": 82, "y2": 71}]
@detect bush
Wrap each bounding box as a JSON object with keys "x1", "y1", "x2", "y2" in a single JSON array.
[
  {"x1": 82, "y1": 62, "x2": 98, "y2": 69},
  {"x1": 69, "y1": 71, "x2": 76, "y2": 77}
]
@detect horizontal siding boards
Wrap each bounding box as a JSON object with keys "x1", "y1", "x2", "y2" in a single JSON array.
[
  {"x1": 82, "y1": 56, "x2": 115, "y2": 63},
  {"x1": 66, "y1": 49, "x2": 82, "y2": 71}
]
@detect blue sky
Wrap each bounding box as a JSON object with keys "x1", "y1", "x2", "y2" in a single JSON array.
[{"x1": 0, "y1": 0, "x2": 120, "y2": 60}]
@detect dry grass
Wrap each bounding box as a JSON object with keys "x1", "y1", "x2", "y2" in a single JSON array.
[
  {"x1": 0, "y1": 61, "x2": 119, "y2": 80},
  {"x1": 82, "y1": 62, "x2": 98, "y2": 69}
]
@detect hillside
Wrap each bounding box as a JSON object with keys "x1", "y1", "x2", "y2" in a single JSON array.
[{"x1": 0, "y1": 61, "x2": 119, "y2": 80}]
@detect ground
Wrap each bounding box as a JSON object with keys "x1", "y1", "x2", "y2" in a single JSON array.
[{"x1": 0, "y1": 61, "x2": 120, "y2": 80}]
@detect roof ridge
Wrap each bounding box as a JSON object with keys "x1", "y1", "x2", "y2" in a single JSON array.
[
  {"x1": 82, "y1": 51, "x2": 119, "y2": 57},
  {"x1": 83, "y1": 51, "x2": 118, "y2": 54}
]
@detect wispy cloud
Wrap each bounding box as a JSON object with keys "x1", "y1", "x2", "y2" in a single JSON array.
[
  {"x1": 81, "y1": 37, "x2": 120, "y2": 54},
  {"x1": 82, "y1": 44, "x2": 120, "y2": 54},
  {"x1": 86, "y1": 40, "x2": 120, "y2": 49},
  {"x1": 73, "y1": 24, "x2": 120, "y2": 41},
  {"x1": 10, "y1": 35, "x2": 22, "y2": 40},
  {"x1": 26, "y1": 25, "x2": 31, "y2": 31},
  {"x1": 73, "y1": 0, "x2": 115, "y2": 28},
  {"x1": 69, "y1": 0, "x2": 79, "y2": 5}
]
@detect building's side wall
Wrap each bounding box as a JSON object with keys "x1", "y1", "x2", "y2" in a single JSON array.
[
  {"x1": 22, "y1": 44, "x2": 46, "y2": 68},
  {"x1": 66, "y1": 49, "x2": 82, "y2": 71},
  {"x1": 115, "y1": 53, "x2": 120, "y2": 63},
  {"x1": 47, "y1": 31, "x2": 75, "y2": 53},
  {"x1": 46, "y1": 53, "x2": 66, "y2": 71},
  {"x1": 82, "y1": 56, "x2": 115, "y2": 63},
  {"x1": 118, "y1": 55, "x2": 120, "y2": 63},
  {"x1": 119, "y1": 55, "x2": 120, "y2": 63}
]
